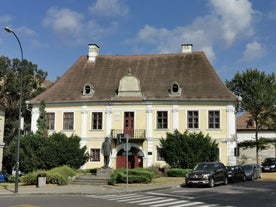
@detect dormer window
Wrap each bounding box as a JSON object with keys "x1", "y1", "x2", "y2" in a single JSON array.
[
  {"x1": 82, "y1": 83, "x2": 95, "y2": 97},
  {"x1": 169, "y1": 81, "x2": 182, "y2": 96}
]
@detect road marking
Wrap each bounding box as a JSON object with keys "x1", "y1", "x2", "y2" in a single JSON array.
[
  {"x1": 85, "y1": 193, "x2": 237, "y2": 207},
  {"x1": 9, "y1": 205, "x2": 40, "y2": 207}
]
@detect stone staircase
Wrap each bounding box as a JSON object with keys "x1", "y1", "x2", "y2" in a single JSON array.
[{"x1": 71, "y1": 168, "x2": 113, "y2": 186}]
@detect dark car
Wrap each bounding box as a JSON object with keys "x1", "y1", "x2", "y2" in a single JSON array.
[
  {"x1": 185, "y1": 162, "x2": 228, "y2": 188},
  {"x1": 227, "y1": 165, "x2": 246, "y2": 183},
  {"x1": 0, "y1": 171, "x2": 8, "y2": 183},
  {"x1": 242, "y1": 164, "x2": 262, "y2": 181},
  {"x1": 262, "y1": 158, "x2": 276, "y2": 172}
]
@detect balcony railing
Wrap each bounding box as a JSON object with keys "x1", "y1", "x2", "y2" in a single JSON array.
[{"x1": 111, "y1": 129, "x2": 146, "y2": 139}]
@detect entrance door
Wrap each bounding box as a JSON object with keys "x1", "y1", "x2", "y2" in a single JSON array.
[{"x1": 124, "y1": 112, "x2": 134, "y2": 137}]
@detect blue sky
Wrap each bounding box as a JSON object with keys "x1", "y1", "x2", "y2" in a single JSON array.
[{"x1": 0, "y1": 0, "x2": 275, "y2": 82}]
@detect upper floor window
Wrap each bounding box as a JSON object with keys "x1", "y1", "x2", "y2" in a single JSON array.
[
  {"x1": 187, "y1": 111, "x2": 199, "y2": 129},
  {"x1": 208, "y1": 110, "x2": 220, "y2": 129},
  {"x1": 91, "y1": 112, "x2": 103, "y2": 130},
  {"x1": 63, "y1": 112, "x2": 74, "y2": 130},
  {"x1": 157, "y1": 111, "x2": 168, "y2": 129},
  {"x1": 90, "y1": 148, "x2": 100, "y2": 162},
  {"x1": 46, "y1": 112, "x2": 55, "y2": 130}
]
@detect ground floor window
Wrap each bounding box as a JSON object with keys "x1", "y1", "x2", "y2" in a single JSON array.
[
  {"x1": 90, "y1": 148, "x2": 100, "y2": 162},
  {"x1": 156, "y1": 147, "x2": 165, "y2": 161}
]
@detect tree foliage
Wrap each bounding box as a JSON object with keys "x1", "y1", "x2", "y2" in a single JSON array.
[
  {"x1": 7, "y1": 132, "x2": 89, "y2": 173},
  {"x1": 0, "y1": 56, "x2": 48, "y2": 144},
  {"x1": 159, "y1": 130, "x2": 219, "y2": 169},
  {"x1": 36, "y1": 100, "x2": 48, "y2": 137},
  {"x1": 226, "y1": 68, "x2": 276, "y2": 163},
  {"x1": 0, "y1": 56, "x2": 48, "y2": 173}
]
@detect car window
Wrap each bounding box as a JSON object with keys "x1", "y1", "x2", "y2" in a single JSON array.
[{"x1": 194, "y1": 163, "x2": 214, "y2": 170}]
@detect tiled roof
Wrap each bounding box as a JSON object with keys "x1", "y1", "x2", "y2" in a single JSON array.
[
  {"x1": 237, "y1": 112, "x2": 255, "y2": 130},
  {"x1": 30, "y1": 51, "x2": 236, "y2": 104},
  {"x1": 237, "y1": 112, "x2": 274, "y2": 131}
]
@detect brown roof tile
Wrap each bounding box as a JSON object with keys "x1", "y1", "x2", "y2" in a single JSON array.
[{"x1": 31, "y1": 51, "x2": 236, "y2": 104}]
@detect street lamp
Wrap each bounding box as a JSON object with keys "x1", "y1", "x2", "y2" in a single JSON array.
[{"x1": 4, "y1": 26, "x2": 23, "y2": 193}]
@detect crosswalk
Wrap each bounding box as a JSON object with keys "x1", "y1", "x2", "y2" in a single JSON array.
[{"x1": 85, "y1": 192, "x2": 236, "y2": 207}]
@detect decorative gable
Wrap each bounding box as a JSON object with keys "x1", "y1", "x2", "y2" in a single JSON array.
[{"x1": 117, "y1": 70, "x2": 143, "y2": 97}]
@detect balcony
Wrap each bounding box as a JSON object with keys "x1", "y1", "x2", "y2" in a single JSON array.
[{"x1": 111, "y1": 129, "x2": 146, "y2": 140}]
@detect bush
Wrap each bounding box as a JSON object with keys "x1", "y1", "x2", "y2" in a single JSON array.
[
  {"x1": 109, "y1": 168, "x2": 155, "y2": 185},
  {"x1": 166, "y1": 168, "x2": 192, "y2": 177},
  {"x1": 21, "y1": 165, "x2": 76, "y2": 186}
]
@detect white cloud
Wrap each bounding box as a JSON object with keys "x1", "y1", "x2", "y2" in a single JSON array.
[
  {"x1": 43, "y1": 7, "x2": 84, "y2": 35},
  {"x1": 0, "y1": 16, "x2": 12, "y2": 24},
  {"x1": 210, "y1": 0, "x2": 255, "y2": 46},
  {"x1": 17, "y1": 26, "x2": 36, "y2": 36},
  {"x1": 131, "y1": 0, "x2": 256, "y2": 62},
  {"x1": 42, "y1": 6, "x2": 119, "y2": 46},
  {"x1": 242, "y1": 41, "x2": 266, "y2": 61},
  {"x1": 89, "y1": 0, "x2": 129, "y2": 17}
]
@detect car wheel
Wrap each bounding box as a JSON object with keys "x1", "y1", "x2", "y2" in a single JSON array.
[
  {"x1": 250, "y1": 175, "x2": 254, "y2": 181},
  {"x1": 223, "y1": 176, "x2": 228, "y2": 185},
  {"x1": 242, "y1": 175, "x2": 246, "y2": 182},
  {"x1": 209, "y1": 177, "x2": 215, "y2": 188}
]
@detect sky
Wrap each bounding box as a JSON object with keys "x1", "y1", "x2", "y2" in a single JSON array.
[{"x1": 0, "y1": 0, "x2": 275, "y2": 83}]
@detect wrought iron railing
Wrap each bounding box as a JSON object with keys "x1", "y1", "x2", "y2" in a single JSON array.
[{"x1": 111, "y1": 129, "x2": 146, "y2": 139}]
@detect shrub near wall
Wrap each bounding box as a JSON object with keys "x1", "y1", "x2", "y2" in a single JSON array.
[
  {"x1": 166, "y1": 168, "x2": 192, "y2": 177},
  {"x1": 21, "y1": 166, "x2": 76, "y2": 186},
  {"x1": 109, "y1": 168, "x2": 155, "y2": 185}
]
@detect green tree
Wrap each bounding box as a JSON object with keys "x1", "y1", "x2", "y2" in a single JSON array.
[
  {"x1": 159, "y1": 130, "x2": 219, "y2": 168},
  {"x1": 36, "y1": 100, "x2": 48, "y2": 137},
  {"x1": 226, "y1": 69, "x2": 276, "y2": 163},
  {"x1": 0, "y1": 56, "x2": 48, "y2": 144},
  {"x1": 0, "y1": 56, "x2": 48, "y2": 172},
  {"x1": 8, "y1": 132, "x2": 89, "y2": 173}
]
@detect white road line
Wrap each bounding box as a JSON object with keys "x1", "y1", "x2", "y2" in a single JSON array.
[
  {"x1": 172, "y1": 201, "x2": 204, "y2": 207},
  {"x1": 105, "y1": 194, "x2": 146, "y2": 201},
  {"x1": 139, "y1": 198, "x2": 176, "y2": 205},
  {"x1": 128, "y1": 196, "x2": 162, "y2": 203},
  {"x1": 151, "y1": 200, "x2": 189, "y2": 207},
  {"x1": 146, "y1": 192, "x2": 194, "y2": 200},
  {"x1": 117, "y1": 195, "x2": 154, "y2": 202}
]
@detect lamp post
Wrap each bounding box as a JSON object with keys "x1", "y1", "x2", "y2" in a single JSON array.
[{"x1": 4, "y1": 26, "x2": 23, "y2": 193}]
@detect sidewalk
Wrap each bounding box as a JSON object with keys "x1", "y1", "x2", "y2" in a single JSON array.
[{"x1": 0, "y1": 179, "x2": 183, "y2": 196}]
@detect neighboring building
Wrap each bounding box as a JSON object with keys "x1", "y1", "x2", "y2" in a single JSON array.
[
  {"x1": 0, "y1": 105, "x2": 5, "y2": 170},
  {"x1": 237, "y1": 112, "x2": 276, "y2": 164},
  {"x1": 29, "y1": 44, "x2": 237, "y2": 169}
]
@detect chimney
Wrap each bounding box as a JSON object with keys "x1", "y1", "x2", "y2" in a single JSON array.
[
  {"x1": 181, "y1": 43, "x2": 193, "y2": 53},
  {"x1": 88, "y1": 44, "x2": 99, "y2": 61}
]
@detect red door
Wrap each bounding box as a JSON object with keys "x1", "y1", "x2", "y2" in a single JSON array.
[{"x1": 124, "y1": 112, "x2": 134, "y2": 137}]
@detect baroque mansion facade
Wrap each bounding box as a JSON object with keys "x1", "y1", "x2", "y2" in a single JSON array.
[{"x1": 29, "y1": 44, "x2": 237, "y2": 169}]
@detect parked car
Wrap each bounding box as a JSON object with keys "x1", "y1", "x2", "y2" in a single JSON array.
[
  {"x1": 185, "y1": 162, "x2": 228, "y2": 188},
  {"x1": 0, "y1": 171, "x2": 8, "y2": 183},
  {"x1": 261, "y1": 158, "x2": 276, "y2": 172},
  {"x1": 227, "y1": 165, "x2": 246, "y2": 183},
  {"x1": 242, "y1": 164, "x2": 262, "y2": 181}
]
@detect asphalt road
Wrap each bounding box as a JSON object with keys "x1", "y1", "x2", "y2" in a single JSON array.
[{"x1": 1, "y1": 181, "x2": 275, "y2": 207}]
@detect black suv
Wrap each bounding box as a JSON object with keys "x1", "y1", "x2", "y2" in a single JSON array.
[
  {"x1": 185, "y1": 162, "x2": 228, "y2": 188},
  {"x1": 262, "y1": 158, "x2": 276, "y2": 172}
]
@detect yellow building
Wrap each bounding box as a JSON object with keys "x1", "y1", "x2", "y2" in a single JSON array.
[{"x1": 30, "y1": 44, "x2": 237, "y2": 169}]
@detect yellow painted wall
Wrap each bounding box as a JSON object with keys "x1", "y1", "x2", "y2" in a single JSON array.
[{"x1": 44, "y1": 102, "x2": 232, "y2": 168}]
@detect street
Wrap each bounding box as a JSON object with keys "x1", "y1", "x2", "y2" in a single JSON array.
[{"x1": 1, "y1": 181, "x2": 275, "y2": 207}]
